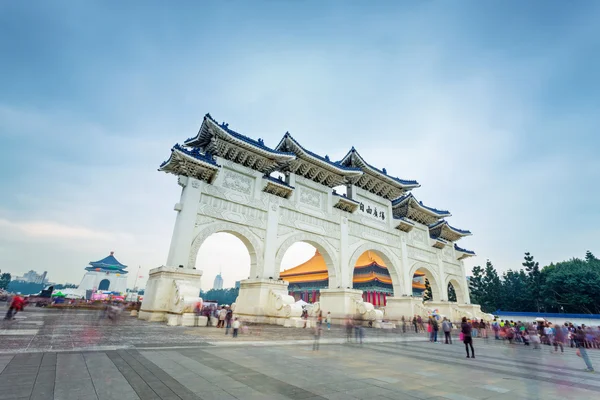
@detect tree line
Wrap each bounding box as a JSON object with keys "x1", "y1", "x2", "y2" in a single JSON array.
[
  {"x1": 199, "y1": 287, "x2": 239, "y2": 305},
  {"x1": 469, "y1": 250, "x2": 600, "y2": 314}
]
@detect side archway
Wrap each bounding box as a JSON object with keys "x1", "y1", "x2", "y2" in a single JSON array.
[
  {"x1": 188, "y1": 222, "x2": 263, "y2": 278},
  {"x1": 275, "y1": 232, "x2": 340, "y2": 288},
  {"x1": 446, "y1": 276, "x2": 466, "y2": 304},
  {"x1": 409, "y1": 262, "x2": 442, "y2": 302},
  {"x1": 348, "y1": 242, "x2": 403, "y2": 297}
]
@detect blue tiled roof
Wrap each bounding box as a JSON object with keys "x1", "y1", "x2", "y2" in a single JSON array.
[
  {"x1": 429, "y1": 220, "x2": 471, "y2": 235},
  {"x1": 160, "y1": 143, "x2": 220, "y2": 169},
  {"x1": 275, "y1": 133, "x2": 362, "y2": 173},
  {"x1": 339, "y1": 148, "x2": 419, "y2": 186},
  {"x1": 85, "y1": 266, "x2": 128, "y2": 274},
  {"x1": 454, "y1": 244, "x2": 475, "y2": 255},
  {"x1": 89, "y1": 253, "x2": 127, "y2": 269},
  {"x1": 185, "y1": 114, "x2": 295, "y2": 157},
  {"x1": 391, "y1": 193, "x2": 450, "y2": 215},
  {"x1": 263, "y1": 175, "x2": 295, "y2": 189}
]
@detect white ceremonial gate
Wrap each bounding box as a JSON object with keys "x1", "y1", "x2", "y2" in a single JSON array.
[{"x1": 139, "y1": 114, "x2": 487, "y2": 326}]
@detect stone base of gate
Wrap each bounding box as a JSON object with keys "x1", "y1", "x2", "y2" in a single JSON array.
[
  {"x1": 233, "y1": 278, "x2": 298, "y2": 325},
  {"x1": 384, "y1": 297, "x2": 425, "y2": 322},
  {"x1": 453, "y1": 304, "x2": 491, "y2": 321},
  {"x1": 138, "y1": 266, "x2": 203, "y2": 324},
  {"x1": 318, "y1": 288, "x2": 364, "y2": 325},
  {"x1": 422, "y1": 301, "x2": 454, "y2": 320}
]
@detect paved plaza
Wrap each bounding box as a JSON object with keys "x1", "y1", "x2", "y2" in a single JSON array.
[{"x1": 1, "y1": 309, "x2": 600, "y2": 399}]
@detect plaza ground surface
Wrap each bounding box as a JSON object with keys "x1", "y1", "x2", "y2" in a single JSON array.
[{"x1": 0, "y1": 309, "x2": 599, "y2": 399}]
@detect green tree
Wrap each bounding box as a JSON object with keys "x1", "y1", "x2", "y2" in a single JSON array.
[
  {"x1": 523, "y1": 252, "x2": 543, "y2": 311},
  {"x1": 585, "y1": 250, "x2": 598, "y2": 264},
  {"x1": 447, "y1": 283, "x2": 457, "y2": 302},
  {"x1": 0, "y1": 272, "x2": 11, "y2": 290},
  {"x1": 541, "y1": 257, "x2": 600, "y2": 314},
  {"x1": 200, "y1": 288, "x2": 239, "y2": 305},
  {"x1": 499, "y1": 269, "x2": 528, "y2": 312},
  {"x1": 468, "y1": 265, "x2": 485, "y2": 306},
  {"x1": 481, "y1": 260, "x2": 501, "y2": 312},
  {"x1": 423, "y1": 279, "x2": 432, "y2": 301}
]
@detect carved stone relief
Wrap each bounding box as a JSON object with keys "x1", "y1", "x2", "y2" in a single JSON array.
[
  {"x1": 279, "y1": 208, "x2": 340, "y2": 238},
  {"x1": 204, "y1": 184, "x2": 267, "y2": 211},
  {"x1": 348, "y1": 221, "x2": 397, "y2": 245},
  {"x1": 222, "y1": 171, "x2": 253, "y2": 194},
  {"x1": 199, "y1": 194, "x2": 266, "y2": 229},
  {"x1": 299, "y1": 186, "x2": 322, "y2": 208},
  {"x1": 410, "y1": 229, "x2": 426, "y2": 244},
  {"x1": 407, "y1": 245, "x2": 435, "y2": 262}
]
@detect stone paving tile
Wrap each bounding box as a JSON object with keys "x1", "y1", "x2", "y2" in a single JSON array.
[
  {"x1": 30, "y1": 353, "x2": 57, "y2": 400},
  {"x1": 105, "y1": 351, "x2": 162, "y2": 400},
  {"x1": 55, "y1": 353, "x2": 98, "y2": 400},
  {"x1": 83, "y1": 352, "x2": 140, "y2": 400}
]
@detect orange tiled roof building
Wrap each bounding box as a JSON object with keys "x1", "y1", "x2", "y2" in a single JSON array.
[{"x1": 280, "y1": 250, "x2": 425, "y2": 306}]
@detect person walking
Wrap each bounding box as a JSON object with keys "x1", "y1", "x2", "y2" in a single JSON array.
[
  {"x1": 575, "y1": 327, "x2": 594, "y2": 372},
  {"x1": 417, "y1": 315, "x2": 424, "y2": 333},
  {"x1": 442, "y1": 317, "x2": 452, "y2": 344},
  {"x1": 218, "y1": 307, "x2": 227, "y2": 328},
  {"x1": 4, "y1": 294, "x2": 24, "y2": 320},
  {"x1": 401, "y1": 316, "x2": 407, "y2": 333},
  {"x1": 194, "y1": 302, "x2": 202, "y2": 327},
  {"x1": 326, "y1": 312, "x2": 331, "y2": 331},
  {"x1": 313, "y1": 321, "x2": 322, "y2": 351},
  {"x1": 232, "y1": 318, "x2": 240, "y2": 338},
  {"x1": 492, "y1": 319, "x2": 500, "y2": 340},
  {"x1": 553, "y1": 322, "x2": 565, "y2": 353},
  {"x1": 461, "y1": 317, "x2": 474, "y2": 358},
  {"x1": 345, "y1": 317, "x2": 353, "y2": 342},
  {"x1": 225, "y1": 307, "x2": 233, "y2": 335},
  {"x1": 412, "y1": 315, "x2": 418, "y2": 333},
  {"x1": 432, "y1": 317, "x2": 439, "y2": 343}
]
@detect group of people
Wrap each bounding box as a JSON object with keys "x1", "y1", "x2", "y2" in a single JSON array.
[
  {"x1": 418, "y1": 315, "x2": 595, "y2": 372},
  {"x1": 195, "y1": 304, "x2": 240, "y2": 337}
]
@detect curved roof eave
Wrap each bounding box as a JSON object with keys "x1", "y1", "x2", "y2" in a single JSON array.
[
  {"x1": 185, "y1": 114, "x2": 296, "y2": 161},
  {"x1": 159, "y1": 144, "x2": 221, "y2": 171},
  {"x1": 275, "y1": 133, "x2": 363, "y2": 177},
  {"x1": 392, "y1": 193, "x2": 451, "y2": 217},
  {"x1": 339, "y1": 148, "x2": 420, "y2": 188}
]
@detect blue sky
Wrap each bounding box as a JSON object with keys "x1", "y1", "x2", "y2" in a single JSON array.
[{"x1": 1, "y1": 1, "x2": 599, "y2": 290}]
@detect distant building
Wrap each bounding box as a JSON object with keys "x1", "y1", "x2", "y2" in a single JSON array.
[
  {"x1": 79, "y1": 251, "x2": 128, "y2": 294},
  {"x1": 213, "y1": 273, "x2": 223, "y2": 290},
  {"x1": 15, "y1": 270, "x2": 47, "y2": 285},
  {"x1": 234, "y1": 280, "x2": 241, "y2": 289}
]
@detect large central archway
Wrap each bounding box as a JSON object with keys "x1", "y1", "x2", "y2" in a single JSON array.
[
  {"x1": 348, "y1": 243, "x2": 403, "y2": 304},
  {"x1": 275, "y1": 232, "x2": 340, "y2": 291}
]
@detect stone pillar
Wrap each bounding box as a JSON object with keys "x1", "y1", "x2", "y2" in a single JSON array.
[
  {"x1": 319, "y1": 288, "x2": 363, "y2": 324},
  {"x1": 459, "y1": 260, "x2": 472, "y2": 304},
  {"x1": 262, "y1": 203, "x2": 280, "y2": 279},
  {"x1": 400, "y1": 238, "x2": 413, "y2": 296},
  {"x1": 384, "y1": 297, "x2": 425, "y2": 322},
  {"x1": 338, "y1": 217, "x2": 351, "y2": 288},
  {"x1": 233, "y1": 278, "x2": 294, "y2": 325},
  {"x1": 139, "y1": 266, "x2": 203, "y2": 323},
  {"x1": 437, "y1": 253, "x2": 448, "y2": 301},
  {"x1": 166, "y1": 176, "x2": 203, "y2": 269}
]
